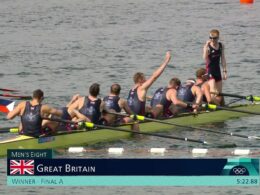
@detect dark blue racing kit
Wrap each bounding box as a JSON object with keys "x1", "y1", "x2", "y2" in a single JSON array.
[
  {"x1": 127, "y1": 87, "x2": 145, "y2": 115},
  {"x1": 21, "y1": 101, "x2": 42, "y2": 137}
]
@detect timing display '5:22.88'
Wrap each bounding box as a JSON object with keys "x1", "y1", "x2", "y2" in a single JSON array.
[{"x1": 236, "y1": 178, "x2": 259, "y2": 185}]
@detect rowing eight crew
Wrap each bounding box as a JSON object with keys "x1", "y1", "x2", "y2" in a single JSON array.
[{"x1": 7, "y1": 52, "x2": 221, "y2": 137}]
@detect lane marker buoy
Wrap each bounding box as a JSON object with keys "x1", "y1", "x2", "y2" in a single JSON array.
[
  {"x1": 233, "y1": 149, "x2": 250, "y2": 155},
  {"x1": 150, "y1": 148, "x2": 166, "y2": 154},
  {"x1": 108, "y1": 147, "x2": 124, "y2": 154},
  {"x1": 68, "y1": 147, "x2": 85, "y2": 153},
  {"x1": 192, "y1": 148, "x2": 208, "y2": 154}
]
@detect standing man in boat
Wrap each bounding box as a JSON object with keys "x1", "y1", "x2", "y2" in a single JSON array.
[
  {"x1": 68, "y1": 83, "x2": 105, "y2": 123},
  {"x1": 203, "y1": 29, "x2": 227, "y2": 105},
  {"x1": 194, "y1": 67, "x2": 220, "y2": 105},
  {"x1": 127, "y1": 51, "x2": 171, "y2": 115},
  {"x1": 148, "y1": 78, "x2": 199, "y2": 118},
  {"x1": 6, "y1": 89, "x2": 62, "y2": 137}
]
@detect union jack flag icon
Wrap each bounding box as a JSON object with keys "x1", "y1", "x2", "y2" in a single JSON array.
[{"x1": 10, "y1": 160, "x2": 34, "y2": 175}]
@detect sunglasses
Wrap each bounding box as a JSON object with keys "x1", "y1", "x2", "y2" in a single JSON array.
[{"x1": 209, "y1": 36, "x2": 218, "y2": 40}]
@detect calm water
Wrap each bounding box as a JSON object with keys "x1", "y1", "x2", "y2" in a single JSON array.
[{"x1": 0, "y1": 0, "x2": 260, "y2": 194}]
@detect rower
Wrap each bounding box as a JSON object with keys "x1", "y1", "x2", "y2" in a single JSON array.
[
  {"x1": 102, "y1": 84, "x2": 133, "y2": 124},
  {"x1": 176, "y1": 78, "x2": 202, "y2": 113},
  {"x1": 68, "y1": 83, "x2": 105, "y2": 124},
  {"x1": 148, "y1": 78, "x2": 199, "y2": 118},
  {"x1": 195, "y1": 68, "x2": 220, "y2": 105},
  {"x1": 101, "y1": 83, "x2": 139, "y2": 131},
  {"x1": 6, "y1": 89, "x2": 62, "y2": 137},
  {"x1": 127, "y1": 51, "x2": 171, "y2": 115},
  {"x1": 51, "y1": 94, "x2": 81, "y2": 131}
]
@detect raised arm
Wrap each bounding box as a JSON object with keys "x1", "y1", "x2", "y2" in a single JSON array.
[
  {"x1": 203, "y1": 40, "x2": 210, "y2": 61},
  {"x1": 141, "y1": 51, "x2": 171, "y2": 90}
]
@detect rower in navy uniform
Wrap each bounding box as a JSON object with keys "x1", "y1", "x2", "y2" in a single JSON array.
[
  {"x1": 148, "y1": 78, "x2": 199, "y2": 118},
  {"x1": 68, "y1": 83, "x2": 104, "y2": 124},
  {"x1": 101, "y1": 83, "x2": 139, "y2": 131},
  {"x1": 7, "y1": 89, "x2": 62, "y2": 137},
  {"x1": 175, "y1": 78, "x2": 202, "y2": 113},
  {"x1": 102, "y1": 84, "x2": 132, "y2": 124},
  {"x1": 127, "y1": 51, "x2": 171, "y2": 115},
  {"x1": 149, "y1": 87, "x2": 173, "y2": 118}
]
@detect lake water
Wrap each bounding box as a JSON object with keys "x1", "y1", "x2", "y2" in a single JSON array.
[{"x1": 0, "y1": 0, "x2": 259, "y2": 194}]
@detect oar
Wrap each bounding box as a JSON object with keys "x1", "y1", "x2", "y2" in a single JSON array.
[
  {"x1": 203, "y1": 103, "x2": 260, "y2": 115},
  {"x1": 0, "y1": 93, "x2": 31, "y2": 100},
  {"x1": 0, "y1": 98, "x2": 15, "y2": 113},
  {"x1": 42, "y1": 117, "x2": 207, "y2": 144},
  {"x1": 0, "y1": 88, "x2": 19, "y2": 92},
  {"x1": 0, "y1": 127, "x2": 19, "y2": 134},
  {"x1": 211, "y1": 92, "x2": 260, "y2": 102},
  {"x1": 106, "y1": 112, "x2": 260, "y2": 140}
]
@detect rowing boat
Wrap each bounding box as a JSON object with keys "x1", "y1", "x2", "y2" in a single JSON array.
[{"x1": 0, "y1": 103, "x2": 260, "y2": 157}]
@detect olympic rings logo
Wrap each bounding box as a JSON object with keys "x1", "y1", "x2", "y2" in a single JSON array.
[{"x1": 232, "y1": 167, "x2": 247, "y2": 175}]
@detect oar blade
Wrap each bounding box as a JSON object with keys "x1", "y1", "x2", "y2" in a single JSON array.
[
  {"x1": 248, "y1": 136, "x2": 260, "y2": 140},
  {"x1": 0, "y1": 98, "x2": 15, "y2": 113}
]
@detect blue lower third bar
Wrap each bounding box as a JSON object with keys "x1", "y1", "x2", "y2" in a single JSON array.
[{"x1": 7, "y1": 176, "x2": 260, "y2": 186}]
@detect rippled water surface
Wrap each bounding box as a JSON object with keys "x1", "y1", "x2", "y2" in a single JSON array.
[{"x1": 0, "y1": 0, "x2": 260, "y2": 194}]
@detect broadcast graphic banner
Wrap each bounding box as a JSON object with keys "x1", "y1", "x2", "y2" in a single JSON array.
[
  {"x1": 7, "y1": 176, "x2": 260, "y2": 186},
  {"x1": 6, "y1": 149, "x2": 260, "y2": 186}
]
